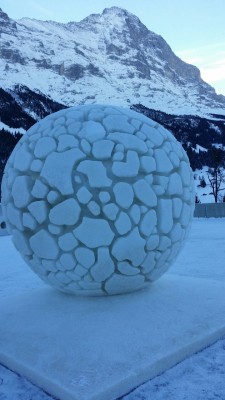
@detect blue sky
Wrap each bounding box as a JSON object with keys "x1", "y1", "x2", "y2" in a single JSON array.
[{"x1": 1, "y1": 0, "x2": 225, "y2": 95}]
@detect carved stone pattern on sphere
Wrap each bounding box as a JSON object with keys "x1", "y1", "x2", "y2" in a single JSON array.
[{"x1": 1, "y1": 105, "x2": 195, "y2": 296}]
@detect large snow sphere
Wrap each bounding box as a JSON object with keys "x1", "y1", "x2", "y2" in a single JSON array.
[{"x1": 1, "y1": 105, "x2": 195, "y2": 296}]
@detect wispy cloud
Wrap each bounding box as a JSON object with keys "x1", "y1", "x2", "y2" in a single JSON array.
[
  {"x1": 176, "y1": 42, "x2": 225, "y2": 57},
  {"x1": 182, "y1": 57, "x2": 204, "y2": 66},
  {"x1": 201, "y1": 61, "x2": 225, "y2": 84},
  {"x1": 25, "y1": 0, "x2": 57, "y2": 20},
  {"x1": 176, "y1": 42, "x2": 225, "y2": 93}
]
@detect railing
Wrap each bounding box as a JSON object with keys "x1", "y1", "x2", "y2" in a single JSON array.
[{"x1": 194, "y1": 203, "x2": 225, "y2": 218}]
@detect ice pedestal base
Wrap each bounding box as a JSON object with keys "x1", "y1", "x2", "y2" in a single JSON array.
[{"x1": 1, "y1": 271, "x2": 225, "y2": 400}]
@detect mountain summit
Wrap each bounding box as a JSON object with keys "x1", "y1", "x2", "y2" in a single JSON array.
[{"x1": 0, "y1": 6, "x2": 225, "y2": 116}]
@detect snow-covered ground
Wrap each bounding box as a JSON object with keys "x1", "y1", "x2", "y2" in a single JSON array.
[
  {"x1": 0, "y1": 218, "x2": 225, "y2": 400},
  {"x1": 0, "y1": 121, "x2": 26, "y2": 135}
]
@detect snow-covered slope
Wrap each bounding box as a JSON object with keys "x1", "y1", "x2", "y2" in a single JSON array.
[
  {"x1": 1, "y1": 6, "x2": 225, "y2": 117},
  {"x1": 0, "y1": 85, "x2": 66, "y2": 130}
]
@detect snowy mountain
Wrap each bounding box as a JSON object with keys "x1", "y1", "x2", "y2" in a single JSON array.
[
  {"x1": 1, "y1": 6, "x2": 225, "y2": 117},
  {"x1": 1, "y1": 6, "x2": 225, "y2": 203}
]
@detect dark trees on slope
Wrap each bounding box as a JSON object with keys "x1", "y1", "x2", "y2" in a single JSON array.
[
  {"x1": 207, "y1": 147, "x2": 225, "y2": 203},
  {"x1": 0, "y1": 129, "x2": 22, "y2": 198}
]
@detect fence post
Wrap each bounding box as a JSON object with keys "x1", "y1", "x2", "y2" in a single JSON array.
[{"x1": 0, "y1": 203, "x2": 9, "y2": 236}]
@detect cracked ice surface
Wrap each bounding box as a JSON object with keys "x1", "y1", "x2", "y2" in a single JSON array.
[{"x1": 1, "y1": 105, "x2": 195, "y2": 295}]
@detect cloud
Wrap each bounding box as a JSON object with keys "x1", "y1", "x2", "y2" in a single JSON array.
[
  {"x1": 201, "y1": 62, "x2": 225, "y2": 84},
  {"x1": 181, "y1": 57, "x2": 204, "y2": 65},
  {"x1": 28, "y1": 0, "x2": 57, "y2": 20},
  {"x1": 176, "y1": 42, "x2": 225, "y2": 92},
  {"x1": 213, "y1": 57, "x2": 225, "y2": 66},
  {"x1": 176, "y1": 41, "x2": 225, "y2": 57}
]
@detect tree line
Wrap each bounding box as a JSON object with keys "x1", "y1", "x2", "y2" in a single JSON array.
[
  {"x1": 0, "y1": 128, "x2": 22, "y2": 198},
  {"x1": 1, "y1": 105, "x2": 225, "y2": 202}
]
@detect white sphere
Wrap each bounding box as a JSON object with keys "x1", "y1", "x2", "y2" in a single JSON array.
[{"x1": 1, "y1": 105, "x2": 195, "y2": 296}]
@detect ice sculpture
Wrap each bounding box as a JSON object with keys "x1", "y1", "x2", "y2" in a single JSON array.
[{"x1": 1, "y1": 105, "x2": 195, "y2": 295}]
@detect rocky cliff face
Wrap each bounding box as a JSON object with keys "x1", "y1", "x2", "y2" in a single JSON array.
[
  {"x1": 0, "y1": 6, "x2": 225, "y2": 117},
  {"x1": 0, "y1": 7, "x2": 17, "y2": 34}
]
